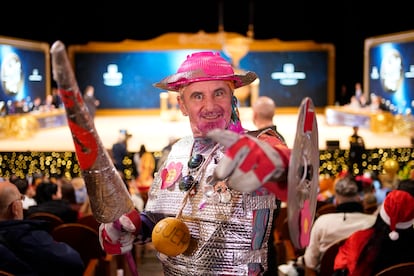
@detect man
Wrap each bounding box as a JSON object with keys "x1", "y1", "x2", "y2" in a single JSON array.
[
  {"x1": 83, "y1": 85, "x2": 100, "y2": 118},
  {"x1": 251, "y1": 95, "x2": 286, "y2": 143},
  {"x1": 303, "y1": 175, "x2": 376, "y2": 274},
  {"x1": 0, "y1": 179, "x2": 84, "y2": 275},
  {"x1": 348, "y1": 126, "x2": 365, "y2": 175},
  {"x1": 99, "y1": 51, "x2": 291, "y2": 275},
  {"x1": 111, "y1": 129, "x2": 132, "y2": 174}
]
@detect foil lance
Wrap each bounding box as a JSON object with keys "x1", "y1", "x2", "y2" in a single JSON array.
[{"x1": 50, "y1": 40, "x2": 134, "y2": 223}]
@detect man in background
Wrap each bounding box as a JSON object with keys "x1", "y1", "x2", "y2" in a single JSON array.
[
  {"x1": 252, "y1": 96, "x2": 286, "y2": 143},
  {"x1": 111, "y1": 129, "x2": 132, "y2": 180},
  {"x1": 349, "y1": 125, "x2": 366, "y2": 176},
  {"x1": 83, "y1": 85, "x2": 100, "y2": 119}
]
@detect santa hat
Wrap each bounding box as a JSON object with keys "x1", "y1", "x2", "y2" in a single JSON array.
[
  {"x1": 379, "y1": 190, "x2": 414, "y2": 240},
  {"x1": 355, "y1": 172, "x2": 373, "y2": 188}
]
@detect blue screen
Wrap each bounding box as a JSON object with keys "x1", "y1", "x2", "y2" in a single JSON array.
[
  {"x1": 368, "y1": 40, "x2": 414, "y2": 114},
  {"x1": 74, "y1": 49, "x2": 330, "y2": 109},
  {"x1": 0, "y1": 45, "x2": 47, "y2": 103}
]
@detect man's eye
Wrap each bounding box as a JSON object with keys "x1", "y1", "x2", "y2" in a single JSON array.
[
  {"x1": 193, "y1": 94, "x2": 203, "y2": 100},
  {"x1": 215, "y1": 90, "x2": 225, "y2": 97}
]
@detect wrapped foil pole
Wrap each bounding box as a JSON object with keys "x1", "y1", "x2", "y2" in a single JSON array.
[{"x1": 50, "y1": 40, "x2": 134, "y2": 223}]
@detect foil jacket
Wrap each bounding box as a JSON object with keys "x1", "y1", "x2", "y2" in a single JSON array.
[{"x1": 145, "y1": 136, "x2": 278, "y2": 275}]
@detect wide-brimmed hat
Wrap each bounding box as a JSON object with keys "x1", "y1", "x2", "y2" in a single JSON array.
[
  {"x1": 153, "y1": 51, "x2": 258, "y2": 92},
  {"x1": 380, "y1": 189, "x2": 414, "y2": 240}
]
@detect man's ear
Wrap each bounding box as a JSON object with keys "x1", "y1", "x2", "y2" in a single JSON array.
[
  {"x1": 177, "y1": 96, "x2": 188, "y2": 116},
  {"x1": 10, "y1": 201, "x2": 21, "y2": 219}
]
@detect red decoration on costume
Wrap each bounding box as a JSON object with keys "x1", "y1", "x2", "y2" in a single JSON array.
[
  {"x1": 67, "y1": 120, "x2": 98, "y2": 170},
  {"x1": 161, "y1": 162, "x2": 183, "y2": 189},
  {"x1": 225, "y1": 136, "x2": 276, "y2": 182}
]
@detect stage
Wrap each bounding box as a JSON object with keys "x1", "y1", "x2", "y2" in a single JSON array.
[{"x1": 0, "y1": 107, "x2": 411, "y2": 153}]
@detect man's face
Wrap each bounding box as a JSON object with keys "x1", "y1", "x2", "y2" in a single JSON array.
[{"x1": 178, "y1": 80, "x2": 233, "y2": 138}]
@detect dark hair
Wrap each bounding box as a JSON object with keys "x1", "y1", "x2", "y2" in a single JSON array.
[
  {"x1": 34, "y1": 182, "x2": 58, "y2": 204},
  {"x1": 60, "y1": 181, "x2": 76, "y2": 204},
  {"x1": 397, "y1": 178, "x2": 414, "y2": 197},
  {"x1": 10, "y1": 177, "x2": 29, "y2": 194}
]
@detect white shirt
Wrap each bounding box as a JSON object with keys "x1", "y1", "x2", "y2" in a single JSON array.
[
  {"x1": 303, "y1": 212, "x2": 376, "y2": 270},
  {"x1": 22, "y1": 196, "x2": 37, "y2": 210}
]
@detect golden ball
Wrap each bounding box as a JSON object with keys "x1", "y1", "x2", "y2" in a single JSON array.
[
  {"x1": 383, "y1": 159, "x2": 399, "y2": 175},
  {"x1": 152, "y1": 217, "x2": 190, "y2": 256}
]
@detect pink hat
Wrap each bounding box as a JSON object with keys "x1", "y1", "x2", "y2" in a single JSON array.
[
  {"x1": 153, "y1": 51, "x2": 258, "y2": 92},
  {"x1": 379, "y1": 190, "x2": 414, "y2": 240}
]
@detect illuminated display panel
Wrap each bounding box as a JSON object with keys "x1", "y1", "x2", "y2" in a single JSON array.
[
  {"x1": 0, "y1": 36, "x2": 50, "y2": 104},
  {"x1": 365, "y1": 30, "x2": 414, "y2": 114},
  {"x1": 69, "y1": 33, "x2": 334, "y2": 113},
  {"x1": 242, "y1": 50, "x2": 330, "y2": 107},
  {"x1": 73, "y1": 50, "x2": 200, "y2": 109}
]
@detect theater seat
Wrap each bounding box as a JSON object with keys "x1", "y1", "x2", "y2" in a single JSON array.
[
  {"x1": 51, "y1": 223, "x2": 116, "y2": 276},
  {"x1": 26, "y1": 212, "x2": 64, "y2": 232},
  {"x1": 375, "y1": 262, "x2": 414, "y2": 276}
]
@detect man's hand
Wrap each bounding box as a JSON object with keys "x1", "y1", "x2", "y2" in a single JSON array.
[
  {"x1": 99, "y1": 209, "x2": 141, "y2": 255},
  {"x1": 208, "y1": 129, "x2": 286, "y2": 193}
]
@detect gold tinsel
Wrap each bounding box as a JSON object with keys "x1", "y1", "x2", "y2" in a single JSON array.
[{"x1": 3, "y1": 114, "x2": 39, "y2": 139}]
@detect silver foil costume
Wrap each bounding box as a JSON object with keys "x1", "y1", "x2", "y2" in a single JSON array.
[{"x1": 145, "y1": 136, "x2": 278, "y2": 275}]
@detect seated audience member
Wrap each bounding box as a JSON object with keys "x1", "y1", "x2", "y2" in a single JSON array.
[
  {"x1": 317, "y1": 174, "x2": 335, "y2": 202},
  {"x1": 78, "y1": 196, "x2": 93, "y2": 218},
  {"x1": 9, "y1": 177, "x2": 37, "y2": 213},
  {"x1": 303, "y1": 175, "x2": 376, "y2": 274},
  {"x1": 362, "y1": 191, "x2": 378, "y2": 214},
  {"x1": 72, "y1": 177, "x2": 87, "y2": 204},
  {"x1": 26, "y1": 181, "x2": 78, "y2": 223},
  {"x1": 397, "y1": 178, "x2": 414, "y2": 195},
  {"x1": 60, "y1": 177, "x2": 77, "y2": 204},
  {"x1": 333, "y1": 182, "x2": 414, "y2": 275},
  {"x1": 60, "y1": 177, "x2": 84, "y2": 215},
  {"x1": 0, "y1": 179, "x2": 84, "y2": 275}
]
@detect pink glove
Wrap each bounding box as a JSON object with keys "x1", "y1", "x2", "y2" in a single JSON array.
[
  {"x1": 99, "y1": 209, "x2": 141, "y2": 255},
  {"x1": 207, "y1": 129, "x2": 286, "y2": 193}
]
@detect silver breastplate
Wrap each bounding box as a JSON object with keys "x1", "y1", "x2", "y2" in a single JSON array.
[{"x1": 145, "y1": 136, "x2": 278, "y2": 275}]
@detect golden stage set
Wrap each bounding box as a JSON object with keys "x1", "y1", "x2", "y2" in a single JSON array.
[{"x1": 1, "y1": 107, "x2": 411, "y2": 153}]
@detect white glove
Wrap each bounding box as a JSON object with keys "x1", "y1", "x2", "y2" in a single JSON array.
[
  {"x1": 99, "y1": 209, "x2": 141, "y2": 255},
  {"x1": 207, "y1": 129, "x2": 286, "y2": 193}
]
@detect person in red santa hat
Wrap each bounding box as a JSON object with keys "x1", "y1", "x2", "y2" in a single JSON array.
[{"x1": 333, "y1": 179, "x2": 414, "y2": 275}]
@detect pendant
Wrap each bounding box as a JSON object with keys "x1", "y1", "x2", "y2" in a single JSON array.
[
  {"x1": 202, "y1": 180, "x2": 232, "y2": 205},
  {"x1": 214, "y1": 181, "x2": 232, "y2": 203},
  {"x1": 188, "y1": 154, "x2": 204, "y2": 169},
  {"x1": 179, "y1": 175, "x2": 197, "y2": 191}
]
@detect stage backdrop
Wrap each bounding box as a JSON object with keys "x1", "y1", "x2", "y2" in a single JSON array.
[
  {"x1": 0, "y1": 36, "x2": 50, "y2": 113},
  {"x1": 365, "y1": 29, "x2": 414, "y2": 114},
  {"x1": 68, "y1": 32, "x2": 335, "y2": 113}
]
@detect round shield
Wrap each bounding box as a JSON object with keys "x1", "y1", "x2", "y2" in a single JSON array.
[{"x1": 287, "y1": 97, "x2": 319, "y2": 250}]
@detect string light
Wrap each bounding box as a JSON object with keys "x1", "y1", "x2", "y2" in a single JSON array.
[{"x1": 0, "y1": 148, "x2": 412, "y2": 180}]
